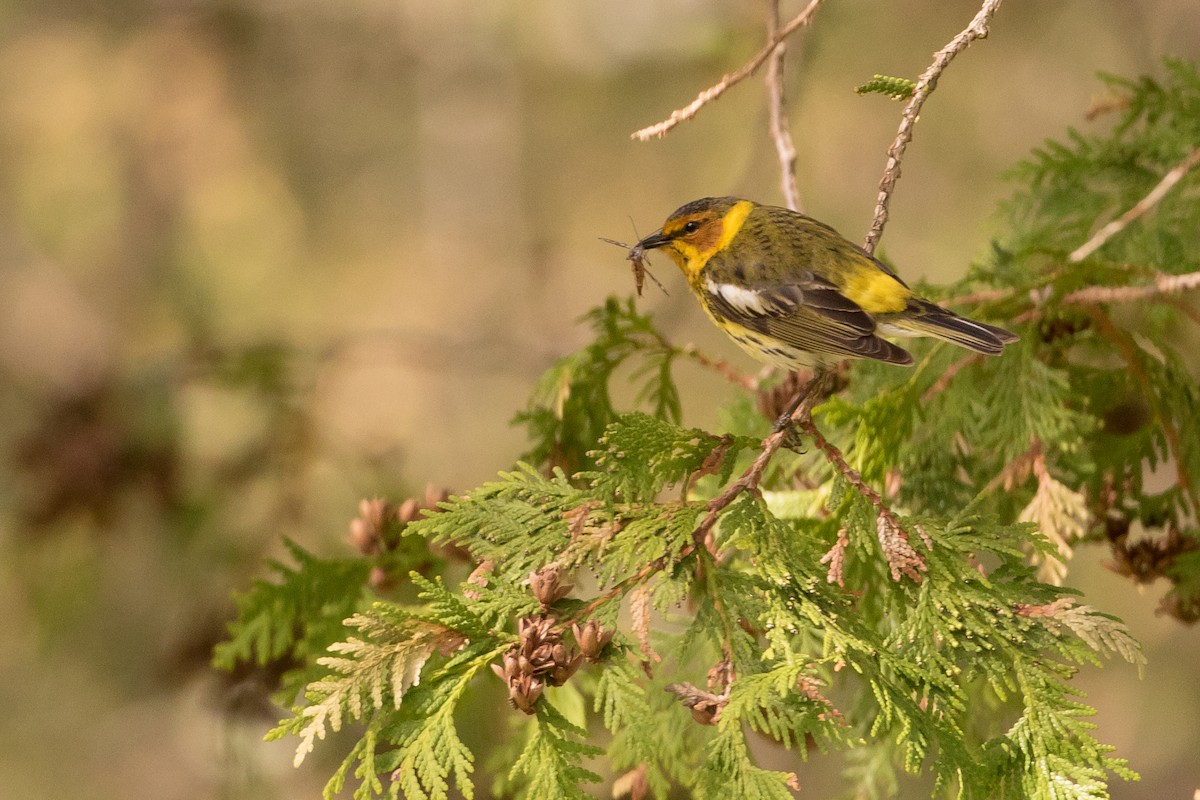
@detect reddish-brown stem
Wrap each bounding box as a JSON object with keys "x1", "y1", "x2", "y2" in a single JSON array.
[
  {"x1": 680, "y1": 344, "x2": 758, "y2": 390},
  {"x1": 799, "y1": 419, "x2": 887, "y2": 518},
  {"x1": 921, "y1": 353, "x2": 985, "y2": 403},
  {"x1": 1086, "y1": 308, "x2": 1199, "y2": 516},
  {"x1": 799, "y1": 418, "x2": 929, "y2": 581},
  {"x1": 569, "y1": 542, "x2": 698, "y2": 625}
]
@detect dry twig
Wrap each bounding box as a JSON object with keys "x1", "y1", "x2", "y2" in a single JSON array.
[
  {"x1": 1062, "y1": 270, "x2": 1200, "y2": 305},
  {"x1": 631, "y1": 0, "x2": 823, "y2": 141},
  {"x1": 766, "y1": 0, "x2": 802, "y2": 211},
  {"x1": 1068, "y1": 145, "x2": 1200, "y2": 263},
  {"x1": 863, "y1": 0, "x2": 1005, "y2": 255}
]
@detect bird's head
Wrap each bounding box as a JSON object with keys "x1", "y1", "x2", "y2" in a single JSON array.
[{"x1": 633, "y1": 196, "x2": 753, "y2": 278}]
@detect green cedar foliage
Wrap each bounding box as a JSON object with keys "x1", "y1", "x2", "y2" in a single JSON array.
[
  {"x1": 216, "y1": 62, "x2": 1200, "y2": 799},
  {"x1": 213, "y1": 538, "x2": 373, "y2": 700},
  {"x1": 513, "y1": 297, "x2": 686, "y2": 475},
  {"x1": 855, "y1": 74, "x2": 918, "y2": 101}
]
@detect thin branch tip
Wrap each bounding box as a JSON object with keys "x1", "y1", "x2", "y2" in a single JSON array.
[
  {"x1": 1068, "y1": 145, "x2": 1200, "y2": 263},
  {"x1": 864, "y1": 0, "x2": 1004, "y2": 253},
  {"x1": 630, "y1": 0, "x2": 822, "y2": 141},
  {"x1": 767, "y1": 0, "x2": 803, "y2": 211}
]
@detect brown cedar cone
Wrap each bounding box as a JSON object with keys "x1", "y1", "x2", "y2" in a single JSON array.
[{"x1": 492, "y1": 616, "x2": 583, "y2": 714}]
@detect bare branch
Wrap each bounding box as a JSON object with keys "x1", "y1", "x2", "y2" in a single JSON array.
[
  {"x1": 863, "y1": 0, "x2": 1005, "y2": 254},
  {"x1": 1068, "y1": 145, "x2": 1200, "y2": 262},
  {"x1": 766, "y1": 0, "x2": 802, "y2": 212},
  {"x1": 631, "y1": 0, "x2": 823, "y2": 141},
  {"x1": 1062, "y1": 270, "x2": 1200, "y2": 305},
  {"x1": 938, "y1": 268, "x2": 1200, "y2": 319}
]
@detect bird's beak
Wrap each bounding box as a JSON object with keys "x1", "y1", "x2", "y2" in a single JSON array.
[{"x1": 634, "y1": 230, "x2": 673, "y2": 252}]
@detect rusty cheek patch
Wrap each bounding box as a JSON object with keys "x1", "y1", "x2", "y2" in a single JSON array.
[
  {"x1": 669, "y1": 222, "x2": 724, "y2": 277},
  {"x1": 689, "y1": 222, "x2": 723, "y2": 254}
]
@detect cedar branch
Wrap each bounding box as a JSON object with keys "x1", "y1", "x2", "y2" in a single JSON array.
[
  {"x1": 799, "y1": 418, "x2": 930, "y2": 581},
  {"x1": 694, "y1": 371, "x2": 834, "y2": 540}
]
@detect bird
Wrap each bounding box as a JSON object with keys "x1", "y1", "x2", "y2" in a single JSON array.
[{"x1": 630, "y1": 196, "x2": 1017, "y2": 370}]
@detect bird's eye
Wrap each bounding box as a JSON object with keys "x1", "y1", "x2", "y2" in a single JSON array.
[{"x1": 683, "y1": 220, "x2": 702, "y2": 234}]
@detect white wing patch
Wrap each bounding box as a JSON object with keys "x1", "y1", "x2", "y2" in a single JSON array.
[
  {"x1": 704, "y1": 277, "x2": 777, "y2": 316},
  {"x1": 876, "y1": 322, "x2": 918, "y2": 338}
]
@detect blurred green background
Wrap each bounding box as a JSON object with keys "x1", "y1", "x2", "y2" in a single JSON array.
[{"x1": 2, "y1": 1, "x2": 1198, "y2": 797}]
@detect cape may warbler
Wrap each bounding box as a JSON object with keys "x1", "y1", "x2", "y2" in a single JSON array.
[{"x1": 632, "y1": 197, "x2": 1017, "y2": 369}]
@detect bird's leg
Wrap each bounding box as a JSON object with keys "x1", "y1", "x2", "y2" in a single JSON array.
[
  {"x1": 771, "y1": 368, "x2": 826, "y2": 434},
  {"x1": 772, "y1": 385, "x2": 808, "y2": 433}
]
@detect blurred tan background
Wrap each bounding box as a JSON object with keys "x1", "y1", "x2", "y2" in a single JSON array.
[{"x1": 1, "y1": 1, "x2": 1198, "y2": 797}]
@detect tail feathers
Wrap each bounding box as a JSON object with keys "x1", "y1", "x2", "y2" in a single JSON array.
[{"x1": 883, "y1": 299, "x2": 1018, "y2": 355}]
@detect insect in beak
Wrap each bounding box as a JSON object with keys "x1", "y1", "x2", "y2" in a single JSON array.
[{"x1": 599, "y1": 236, "x2": 667, "y2": 297}]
